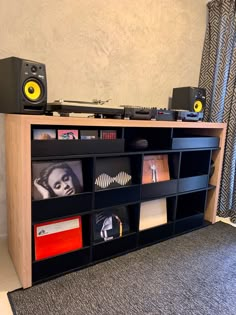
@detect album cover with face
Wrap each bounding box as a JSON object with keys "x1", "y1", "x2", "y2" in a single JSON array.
[
  {"x1": 32, "y1": 160, "x2": 83, "y2": 200},
  {"x1": 95, "y1": 157, "x2": 132, "y2": 190},
  {"x1": 93, "y1": 206, "x2": 130, "y2": 243}
]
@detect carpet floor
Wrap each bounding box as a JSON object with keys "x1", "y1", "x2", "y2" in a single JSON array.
[{"x1": 8, "y1": 222, "x2": 236, "y2": 315}]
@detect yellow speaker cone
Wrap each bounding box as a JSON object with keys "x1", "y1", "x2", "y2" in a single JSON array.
[
  {"x1": 24, "y1": 80, "x2": 42, "y2": 101},
  {"x1": 193, "y1": 100, "x2": 203, "y2": 112}
]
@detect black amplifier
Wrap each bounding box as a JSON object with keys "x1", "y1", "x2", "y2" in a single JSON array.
[
  {"x1": 123, "y1": 106, "x2": 176, "y2": 121},
  {"x1": 156, "y1": 109, "x2": 177, "y2": 121},
  {"x1": 123, "y1": 106, "x2": 156, "y2": 120},
  {"x1": 176, "y1": 111, "x2": 203, "y2": 122}
]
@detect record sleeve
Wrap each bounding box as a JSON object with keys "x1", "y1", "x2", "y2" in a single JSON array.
[
  {"x1": 34, "y1": 216, "x2": 83, "y2": 260},
  {"x1": 57, "y1": 129, "x2": 79, "y2": 140},
  {"x1": 95, "y1": 157, "x2": 132, "y2": 190},
  {"x1": 32, "y1": 160, "x2": 83, "y2": 200},
  {"x1": 100, "y1": 130, "x2": 117, "y2": 139},
  {"x1": 93, "y1": 206, "x2": 130, "y2": 243},
  {"x1": 142, "y1": 155, "x2": 170, "y2": 184},
  {"x1": 139, "y1": 198, "x2": 167, "y2": 230},
  {"x1": 80, "y1": 130, "x2": 98, "y2": 140},
  {"x1": 33, "y1": 129, "x2": 56, "y2": 140}
]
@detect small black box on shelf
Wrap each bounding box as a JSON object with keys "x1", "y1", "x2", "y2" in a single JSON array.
[
  {"x1": 93, "y1": 206, "x2": 130, "y2": 243},
  {"x1": 171, "y1": 136, "x2": 219, "y2": 149}
]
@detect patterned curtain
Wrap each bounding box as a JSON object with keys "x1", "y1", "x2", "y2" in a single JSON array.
[{"x1": 199, "y1": 0, "x2": 236, "y2": 223}]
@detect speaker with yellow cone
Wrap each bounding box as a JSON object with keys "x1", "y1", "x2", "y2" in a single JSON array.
[
  {"x1": 171, "y1": 87, "x2": 206, "y2": 113},
  {"x1": 0, "y1": 57, "x2": 47, "y2": 114}
]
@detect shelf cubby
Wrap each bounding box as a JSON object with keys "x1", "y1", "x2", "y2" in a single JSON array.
[
  {"x1": 31, "y1": 125, "x2": 125, "y2": 157},
  {"x1": 175, "y1": 214, "x2": 204, "y2": 235},
  {"x1": 180, "y1": 150, "x2": 211, "y2": 177},
  {"x1": 139, "y1": 196, "x2": 176, "y2": 230},
  {"x1": 32, "y1": 247, "x2": 91, "y2": 284},
  {"x1": 92, "y1": 233, "x2": 137, "y2": 262},
  {"x1": 32, "y1": 213, "x2": 91, "y2": 262},
  {"x1": 178, "y1": 150, "x2": 211, "y2": 192},
  {"x1": 175, "y1": 190, "x2": 207, "y2": 220},
  {"x1": 124, "y1": 127, "x2": 172, "y2": 151},
  {"x1": 138, "y1": 222, "x2": 174, "y2": 246},
  {"x1": 141, "y1": 152, "x2": 180, "y2": 200},
  {"x1": 92, "y1": 203, "x2": 140, "y2": 245}
]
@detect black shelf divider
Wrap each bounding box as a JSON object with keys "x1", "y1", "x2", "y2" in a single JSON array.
[
  {"x1": 32, "y1": 139, "x2": 125, "y2": 157},
  {"x1": 32, "y1": 192, "x2": 93, "y2": 223}
]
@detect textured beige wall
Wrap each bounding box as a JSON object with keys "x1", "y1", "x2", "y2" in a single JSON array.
[{"x1": 0, "y1": 0, "x2": 206, "y2": 236}]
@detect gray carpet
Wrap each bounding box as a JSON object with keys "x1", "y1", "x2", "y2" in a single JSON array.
[{"x1": 8, "y1": 222, "x2": 236, "y2": 315}]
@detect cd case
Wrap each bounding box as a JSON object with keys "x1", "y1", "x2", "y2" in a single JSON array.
[{"x1": 93, "y1": 206, "x2": 130, "y2": 243}]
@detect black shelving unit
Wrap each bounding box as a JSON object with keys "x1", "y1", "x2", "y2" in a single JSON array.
[{"x1": 30, "y1": 124, "x2": 219, "y2": 285}]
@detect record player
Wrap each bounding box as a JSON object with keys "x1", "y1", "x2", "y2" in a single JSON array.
[{"x1": 46, "y1": 99, "x2": 124, "y2": 118}]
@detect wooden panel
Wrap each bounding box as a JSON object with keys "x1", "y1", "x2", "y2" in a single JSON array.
[
  {"x1": 8, "y1": 114, "x2": 226, "y2": 129},
  {"x1": 194, "y1": 127, "x2": 226, "y2": 223},
  {"x1": 5, "y1": 115, "x2": 32, "y2": 288}
]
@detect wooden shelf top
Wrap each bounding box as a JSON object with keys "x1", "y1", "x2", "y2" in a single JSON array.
[{"x1": 5, "y1": 114, "x2": 227, "y2": 129}]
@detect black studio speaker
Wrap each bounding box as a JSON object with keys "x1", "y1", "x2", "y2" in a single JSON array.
[
  {"x1": 0, "y1": 56, "x2": 47, "y2": 114},
  {"x1": 171, "y1": 87, "x2": 206, "y2": 112}
]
